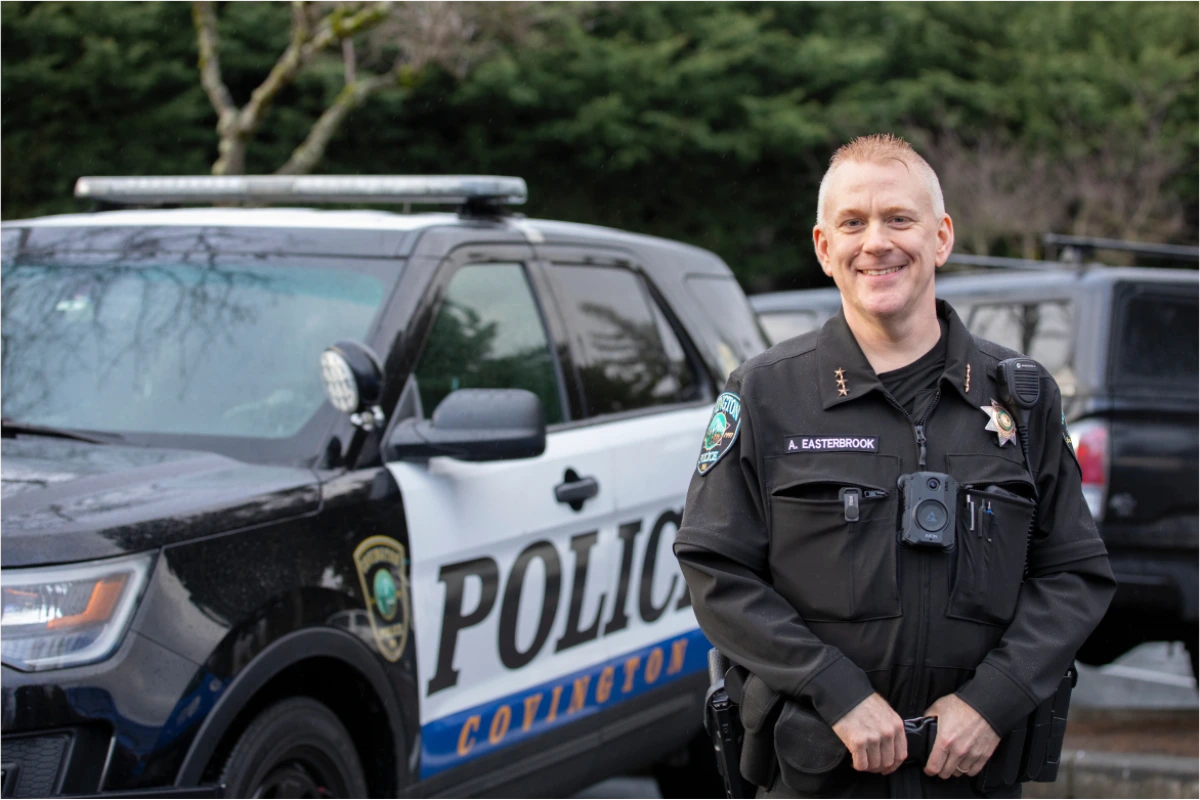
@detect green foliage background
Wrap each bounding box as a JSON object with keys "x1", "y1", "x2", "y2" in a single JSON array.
[{"x1": 3, "y1": 2, "x2": 1196, "y2": 289}]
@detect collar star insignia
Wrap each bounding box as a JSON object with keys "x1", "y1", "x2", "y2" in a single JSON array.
[
  {"x1": 981, "y1": 399, "x2": 1017, "y2": 447},
  {"x1": 834, "y1": 368, "x2": 849, "y2": 397},
  {"x1": 964, "y1": 364, "x2": 971, "y2": 393}
]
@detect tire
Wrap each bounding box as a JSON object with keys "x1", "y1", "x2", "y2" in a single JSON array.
[
  {"x1": 219, "y1": 697, "x2": 368, "y2": 799},
  {"x1": 653, "y1": 731, "x2": 725, "y2": 799}
]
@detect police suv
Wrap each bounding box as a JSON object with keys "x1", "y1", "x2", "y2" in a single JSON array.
[{"x1": 0, "y1": 176, "x2": 767, "y2": 798}]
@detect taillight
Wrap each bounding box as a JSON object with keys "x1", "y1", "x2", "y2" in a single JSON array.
[{"x1": 1070, "y1": 418, "x2": 1109, "y2": 522}]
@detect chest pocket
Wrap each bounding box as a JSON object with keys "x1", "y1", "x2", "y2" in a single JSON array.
[
  {"x1": 945, "y1": 453, "x2": 1037, "y2": 627},
  {"x1": 767, "y1": 453, "x2": 901, "y2": 622}
]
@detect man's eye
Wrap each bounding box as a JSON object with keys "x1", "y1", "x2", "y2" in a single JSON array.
[
  {"x1": 891, "y1": 216, "x2": 911, "y2": 224},
  {"x1": 843, "y1": 220, "x2": 864, "y2": 229}
]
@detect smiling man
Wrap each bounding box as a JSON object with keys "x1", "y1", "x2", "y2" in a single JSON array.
[{"x1": 675, "y1": 134, "x2": 1115, "y2": 797}]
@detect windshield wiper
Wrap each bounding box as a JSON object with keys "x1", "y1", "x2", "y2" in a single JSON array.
[{"x1": 1, "y1": 418, "x2": 122, "y2": 444}]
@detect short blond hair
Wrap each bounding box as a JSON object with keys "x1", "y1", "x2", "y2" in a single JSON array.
[{"x1": 815, "y1": 133, "x2": 945, "y2": 228}]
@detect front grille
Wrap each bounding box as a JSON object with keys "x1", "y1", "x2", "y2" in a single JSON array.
[{"x1": 1, "y1": 733, "x2": 71, "y2": 798}]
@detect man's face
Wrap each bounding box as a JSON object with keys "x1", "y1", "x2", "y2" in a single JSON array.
[{"x1": 813, "y1": 159, "x2": 954, "y2": 325}]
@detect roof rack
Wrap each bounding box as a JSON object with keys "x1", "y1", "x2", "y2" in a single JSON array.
[
  {"x1": 73, "y1": 175, "x2": 527, "y2": 215},
  {"x1": 944, "y1": 253, "x2": 1070, "y2": 272},
  {"x1": 1044, "y1": 233, "x2": 1199, "y2": 264}
]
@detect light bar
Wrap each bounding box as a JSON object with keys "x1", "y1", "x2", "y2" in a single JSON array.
[{"x1": 74, "y1": 175, "x2": 527, "y2": 206}]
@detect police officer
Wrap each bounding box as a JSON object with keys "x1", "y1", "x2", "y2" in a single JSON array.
[{"x1": 676, "y1": 134, "x2": 1115, "y2": 798}]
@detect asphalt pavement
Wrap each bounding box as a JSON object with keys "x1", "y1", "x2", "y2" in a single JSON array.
[{"x1": 571, "y1": 642, "x2": 1200, "y2": 800}]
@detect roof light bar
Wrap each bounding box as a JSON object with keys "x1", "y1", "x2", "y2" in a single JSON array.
[{"x1": 74, "y1": 175, "x2": 527, "y2": 206}]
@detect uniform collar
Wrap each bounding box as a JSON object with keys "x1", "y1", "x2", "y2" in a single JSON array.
[{"x1": 816, "y1": 299, "x2": 984, "y2": 411}]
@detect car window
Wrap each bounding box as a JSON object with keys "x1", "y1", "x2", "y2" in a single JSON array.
[
  {"x1": 686, "y1": 275, "x2": 769, "y2": 372},
  {"x1": 1, "y1": 257, "x2": 388, "y2": 439},
  {"x1": 758, "y1": 310, "x2": 821, "y2": 345},
  {"x1": 967, "y1": 301, "x2": 1076, "y2": 393},
  {"x1": 551, "y1": 263, "x2": 700, "y2": 417},
  {"x1": 649, "y1": 298, "x2": 702, "y2": 404},
  {"x1": 414, "y1": 263, "x2": 565, "y2": 424},
  {"x1": 1112, "y1": 290, "x2": 1198, "y2": 390}
]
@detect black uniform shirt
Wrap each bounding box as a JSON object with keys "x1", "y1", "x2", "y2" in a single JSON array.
[
  {"x1": 878, "y1": 318, "x2": 948, "y2": 417},
  {"x1": 675, "y1": 301, "x2": 1114, "y2": 763}
]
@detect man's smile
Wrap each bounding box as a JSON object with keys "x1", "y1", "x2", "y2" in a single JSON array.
[{"x1": 859, "y1": 264, "x2": 907, "y2": 277}]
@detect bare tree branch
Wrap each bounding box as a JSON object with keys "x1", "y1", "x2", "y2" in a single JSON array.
[
  {"x1": 192, "y1": 3, "x2": 238, "y2": 145},
  {"x1": 342, "y1": 38, "x2": 357, "y2": 85},
  {"x1": 235, "y1": 2, "x2": 318, "y2": 144},
  {"x1": 275, "y1": 74, "x2": 395, "y2": 175},
  {"x1": 193, "y1": 0, "x2": 535, "y2": 177},
  {"x1": 197, "y1": 1, "x2": 392, "y2": 175},
  {"x1": 299, "y1": 3, "x2": 391, "y2": 63}
]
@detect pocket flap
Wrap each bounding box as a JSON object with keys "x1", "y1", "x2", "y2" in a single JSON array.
[
  {"x1": 773, "y1": 701, "x2": 847, "y2": 775},
  {"x1": 771, "y1": 452, "x2": 900, "y2": 497},
  {"x1": 947, "y1": 453, "x2": 1035, "y2": 492}
]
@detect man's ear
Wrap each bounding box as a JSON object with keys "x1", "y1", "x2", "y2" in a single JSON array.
[
  {"x1": 813, "y1": 225, "x2": 833, "y2": 277},
  {"x1": 934, "y1": 214, "x2": 955, "y2": 268}
]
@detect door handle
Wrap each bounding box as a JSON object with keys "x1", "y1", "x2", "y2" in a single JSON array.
[{"x1": 555, "y1": 469, "x2": 599, "y2": 511}]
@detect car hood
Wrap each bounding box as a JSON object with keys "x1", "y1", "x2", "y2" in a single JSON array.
[{"x1": 1, "y1": 437, "x2": 320, "y2": 567}]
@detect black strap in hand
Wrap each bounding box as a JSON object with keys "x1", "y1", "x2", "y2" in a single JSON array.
[{"x1": 902, "y1": 716, "x2": 938, "y2": 767}]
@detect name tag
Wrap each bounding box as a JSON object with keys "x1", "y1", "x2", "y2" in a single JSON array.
[{"x1": 784, "y1": 436, "x2": 879, "y2": 453}]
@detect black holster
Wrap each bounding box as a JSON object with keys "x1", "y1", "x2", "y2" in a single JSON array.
[
  {"x1": 706, "y1": 649, "x2": 1079, "y2": 796},
  {"x1": 976, "y1": 663, "x2": 1078, "y2": 792},
  {"x1": 705, "y1": 651, "x2": 751, "y2": 799}
]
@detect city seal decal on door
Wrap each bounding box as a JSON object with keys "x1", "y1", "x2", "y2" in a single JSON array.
[
  {"x1": 697, "y1": 392, "x2": 742, "y2": 476},
  {"x1": 353, "y1": 536, "x2": 412, "y2": 662}
]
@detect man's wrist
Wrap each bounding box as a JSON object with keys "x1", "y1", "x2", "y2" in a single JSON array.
[
  {"x1": 806, "y1": 655, "x2": 876, "y2": 725},
  {"x1": 954, "y1": 663, "x2": 1035, "y2": 735}
]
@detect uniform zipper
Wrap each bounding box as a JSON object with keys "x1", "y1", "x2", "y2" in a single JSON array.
[{"x1": 883, "y1": 388, "x2": 943, "y2": 729}]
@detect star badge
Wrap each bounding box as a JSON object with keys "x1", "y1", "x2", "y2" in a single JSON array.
[
  {"x1": 835, "y1": 367, "x2": 848, "y2": 396},
  {"x1": 981, "y1": 399, "x2": 1017, "y2": 447}
]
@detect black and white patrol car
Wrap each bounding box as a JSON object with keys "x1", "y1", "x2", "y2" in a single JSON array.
[{"x1": 0, "y1": 176, "x2": 768, "y2": 798}]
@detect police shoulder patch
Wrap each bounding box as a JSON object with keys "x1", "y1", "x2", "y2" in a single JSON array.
[
  {"x1": 697, "y1": 392, "x2": 742, "y2": 476},
  {"x1": 1061, "y1": 412, "x2": 1080, "y2": 467}
]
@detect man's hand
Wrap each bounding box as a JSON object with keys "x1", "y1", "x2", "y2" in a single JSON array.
[
  {"x1": 923, "y1": 694, "x2": 1000, "y2": 779},
  {"x1": 831, "y1": 693, "x2": 908, "y2": 774}
]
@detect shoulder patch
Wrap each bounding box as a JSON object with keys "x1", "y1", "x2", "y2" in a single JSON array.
[
  {"x1": 1060, "y1": 411, "x2": 1083, "y2": 472},
  {"x1": 697, "y1": 392, "x2": 743, "y2": 475}
]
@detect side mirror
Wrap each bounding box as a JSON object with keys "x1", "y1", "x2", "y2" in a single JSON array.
[
  {"x1": 387, "y1": 389, "x2": 546, "y2": 462},
  {"x1": 320, "y1": 340, "x2": 385, "y2": 429}
]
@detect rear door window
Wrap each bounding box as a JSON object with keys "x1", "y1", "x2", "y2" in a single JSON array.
[
  {"x1": 1111, "y1": 286, "x2": 1198, "y2": 392},
  {"x1": 967, "y1": 301, "x2": 1076, "y2": 393},
  {"x1": 548, "y1": 263, "x2": 703, "y2": 418}
]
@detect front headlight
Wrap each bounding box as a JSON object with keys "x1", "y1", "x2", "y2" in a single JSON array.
[{"x1": 1, "y1": 553, "x2": 154, "y2": 671}]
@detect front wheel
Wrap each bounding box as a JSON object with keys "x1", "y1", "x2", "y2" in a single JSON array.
[
  {"x1": 219, "y1": 697, "x2": 368, "y2": 799},
  {"x1": 653, "y1": 731, "x2": 725, "y2": 799}
]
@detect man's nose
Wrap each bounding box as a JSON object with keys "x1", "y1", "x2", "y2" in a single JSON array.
[{"x1": 861, "y1": 221, "x2": 892, "y2": 254}]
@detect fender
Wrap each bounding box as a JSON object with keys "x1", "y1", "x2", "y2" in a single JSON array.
[{"x1": 174, "y1": 626, "x2": 408, "y2": 789}]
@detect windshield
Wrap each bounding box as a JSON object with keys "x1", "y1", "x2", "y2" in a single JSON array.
[{"x1": 2, "y1": 255, "x2": 389, "y2": 440}]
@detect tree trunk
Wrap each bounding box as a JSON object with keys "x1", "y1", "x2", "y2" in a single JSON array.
[{"x1": 213, "y1": 135, "x2": 248, "y2": 176}]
